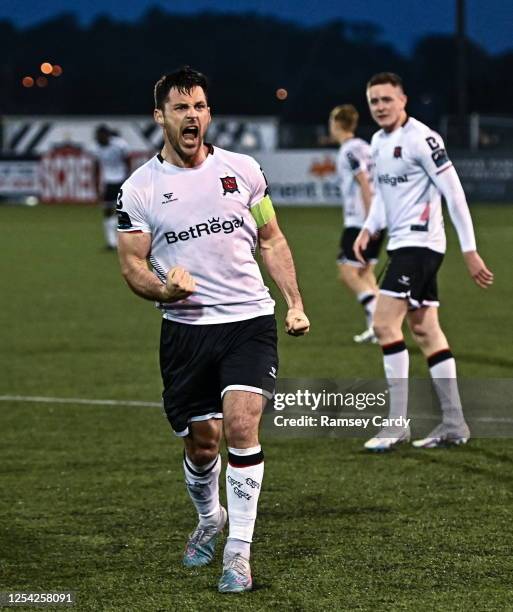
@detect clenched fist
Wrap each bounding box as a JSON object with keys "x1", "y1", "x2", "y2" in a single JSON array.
[
  {"x1": 163, "y1": 266, "x2": 196, "y2": 302},
  {"x1": 285, "y1": 308, "x2": 310, "y2": 336}
]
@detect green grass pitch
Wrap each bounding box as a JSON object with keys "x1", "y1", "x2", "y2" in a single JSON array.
[{"x1": 1, "y1": 203, "x2": 513, "y2": 610}]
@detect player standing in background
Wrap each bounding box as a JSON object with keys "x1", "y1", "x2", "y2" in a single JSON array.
[
  {"x1": 116, "y1": 67, "x2": 309, "y2": 593},
  {"x1": 329, "y1": 105, "x2": 384, "y2": 344},
  {"x1": 92, "y1": 125, "x2": 130, "y2": 250},
  {"x1": 354, "y1": 72, "x2": 493, "y2": 452}
]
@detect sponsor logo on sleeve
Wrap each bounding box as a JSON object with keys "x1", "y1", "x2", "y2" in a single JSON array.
[
  {"x1": 117, "y1": 211, "x2": 133, "y2": 229},
  {"x1": 425, "y1": 136, "x2": 441, "y2": 151},
  {"x1": 431, "y1": 148, "x2": 450, "y2": 168},
  {"x1": 346, "y1": 151, "x2": 360, "y2": 171},
  {"x1": 115, "y1": 187, "x2": 134, "y2": 229}
]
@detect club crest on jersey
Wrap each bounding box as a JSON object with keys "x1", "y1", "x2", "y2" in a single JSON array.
[
  {"x1": 220, "y1": 176, "x2": 240, "y2": 195},
  {"x1": 393, "y1": 146, "x2": 402, "y2": 158}
]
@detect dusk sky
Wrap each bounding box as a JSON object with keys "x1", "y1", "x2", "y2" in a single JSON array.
[{"x1": 2, "y1": 0, "x2": 513, "y2": 56}]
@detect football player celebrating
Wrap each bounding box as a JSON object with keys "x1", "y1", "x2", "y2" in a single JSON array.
[
  {"x1": 116, "y1": 66, "x2": 309, "y2": 592},
  {"x1": 354, "y1": 72, "x2": 493, "y2": 451}
]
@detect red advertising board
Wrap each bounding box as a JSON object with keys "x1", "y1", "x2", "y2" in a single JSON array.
[{"x1": 40, "y1": 145, "x2": 97, "y2": 203}]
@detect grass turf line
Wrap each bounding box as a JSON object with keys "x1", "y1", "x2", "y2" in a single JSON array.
[{"x1": 1, "y1": 203, "x2": 512, "y2": 609}]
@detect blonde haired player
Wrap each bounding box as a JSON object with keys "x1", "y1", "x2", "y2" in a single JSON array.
[{"x1": 329, "y1": 104, "x2": 384, "y2": 343}]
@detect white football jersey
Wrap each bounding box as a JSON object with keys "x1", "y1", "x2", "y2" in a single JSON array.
[
  {"x1": 91, "y1": 136, "x2": 129, "y2": 184},
  {"x1": 117, "y1": 146, "x2": 275, "y2": 325},
  {"x1": 336, "y1": 137, "x2": 373, "y2": 228},
  {"x1": 364, "y1": 117, "x2": 476, "y2": 254}
]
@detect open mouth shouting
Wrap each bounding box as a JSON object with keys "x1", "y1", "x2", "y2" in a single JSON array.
[{"x1": 182, "y1": 124, "x2": 200, "y2": 146}]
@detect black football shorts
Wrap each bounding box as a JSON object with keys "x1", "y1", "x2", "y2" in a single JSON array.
[
  {"x1": 159, "y1": 314, "x2": 278, "y2": 436},
  {"x1": 103, "y1": 182, "x2": 123, "y2": 207},
  {"x1": 337, "y1": 227, "x2": 385, "y2": 267},
  {"x1": 102, "y1": 183, "x2": 123, "y2": 217},
  {"x1": 380, "y1": 247, "x2": 444, "y2": 308}
]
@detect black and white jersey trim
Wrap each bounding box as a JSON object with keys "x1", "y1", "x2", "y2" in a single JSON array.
[{"x1": 149, "y1": 255, "x2": 167, "y2": 283}]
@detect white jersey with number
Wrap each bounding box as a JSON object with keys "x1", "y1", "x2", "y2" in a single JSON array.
[
  {"x1": 336, "y1": 137, "x2": 373, "y2": 228},
  {"x1": 117, "y1": 146, "x2": 275, "y2": 325},
  {"x1": 91, "y1": 136, "x2": 129, "y2": 184},
  {"x1": 364, "y1": 116, "x2": 476, "y2": 254}
]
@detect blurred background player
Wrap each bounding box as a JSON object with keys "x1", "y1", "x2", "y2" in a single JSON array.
[
  {"x1": 354, "y1": 72, "x2": 494, "y2": 452},
  {"x1": 329, "y1": 105, "x2": 384, "y2": 344},
  {"x1": 92, "y1": 124, "x2": 130, "y2": 250}
]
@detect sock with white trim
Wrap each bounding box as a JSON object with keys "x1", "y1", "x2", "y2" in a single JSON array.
[
  {"x1": 357, "y1": 291, "x2": 377, "y2": 328},
  {"x1": 428, "y1": 349, "x2": 466, "y2": 429},
  {"x1": 104, "y1": 216, "x2": 118, "y2": 248},
  {"x1": 183, "y1": 453, "x2": 221, "y2": 527},
  {"x1": 224, "y1": 445, "x2": 264, "y2": 562},
  {"x1": 382, "y1": 340, "x2": 409, "y2": 422}
]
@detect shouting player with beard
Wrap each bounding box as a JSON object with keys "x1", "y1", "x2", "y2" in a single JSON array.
[{"x1": 116, "y1": 67, "x2": 309, "y2": 593}]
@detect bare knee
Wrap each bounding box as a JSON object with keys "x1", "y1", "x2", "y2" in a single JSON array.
[
  {"x1": 409, "y1": 321, "x2": 447, "y2": 354},
  {"x1": 409, "y1": 320, "x2": 442, "y2": 349},
  {"x1": 338, "y1": 264, "x2": 357, "y2": 284},
  {"x1": 410, "y1": 321, "x2": 428, "y2": 342},
  {"x1": 185, "y1": 422, "x2": 221, "y2": 465},
  {"x1": 358, "y1": 265, "x2": 374, "y2": 281},
  {"x1": 185, "y1": 440, "x2": 219, "y2": 466},
  {"x1": 373, "y1": 319, "x2": 401, "y2": 343},
  {"x1": 223, "y1": 391, "x2": 264, "y2": 448},
  {"x1": 224, "y1": 412, "x2": 261, "y2": 448}
]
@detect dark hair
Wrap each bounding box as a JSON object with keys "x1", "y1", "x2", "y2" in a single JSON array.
[
  {"x1": 366, "y1": 72, "x2": 404, "y2": 92},
  {"x1": 154, "y1": 66, "x2": 209, "y2": 109},
  {"x1": 95, "y1": 124, "x2": 111, "y2": 136},
  {"x1": 330, "y1": 104, "x2": 359, "y2": 131}
]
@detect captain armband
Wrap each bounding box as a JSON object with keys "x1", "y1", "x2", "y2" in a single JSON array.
[{"x1": 250, "y1": 195, "x2": 276, "y2": 228}]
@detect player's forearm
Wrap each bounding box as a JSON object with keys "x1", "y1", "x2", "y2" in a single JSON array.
[
  {"x1": 449, "y1": 202, "x2": 477, "y2": 254},
  {"x1": 120, "y1": 258, "x2": 168, "y2": 302},
  {"x1": 361, "y1": 183, "x2": 372, "y2": 216},
  {"x1": 356, "y1": 173, "x2": 373, "y2": 216},
  {"x1": 261, "y1": 236, "x2": 304, "y2": 310},
  {"x1": 363, "y1": 194, "x2": 385, "y2": 234},
  {"x1": 436, "y1": 168, "x2": 477, "y2": 252}
]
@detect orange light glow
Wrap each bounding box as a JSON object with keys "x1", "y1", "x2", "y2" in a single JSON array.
[
  {"x1": 36, "y1": 76, "x2": 48, "y2": 87},
  {"x1": 40, "y1": 62, "x2": 53, "y2": 75},
  {"x1": 22, "y1": 76, "x2": 35, "y2": 88},
  {"x1": 52, "y1": 64, "x2": 63, "y2": 77}
]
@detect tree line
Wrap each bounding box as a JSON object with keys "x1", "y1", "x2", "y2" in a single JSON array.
[{"x1": 1, "y1": 7, "x2": 512, "y2": 124}]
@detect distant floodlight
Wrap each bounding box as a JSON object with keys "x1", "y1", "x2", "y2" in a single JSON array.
[
  {"x1": 52, "y1": 64, "x2": 63, "y2": 77},
  {"x1": 40, "y1": 62, "x2": 53, "y2": 75},
  {"x1": 22, "y1": 76, "x2": 35, "y2": 88},
  {"x1": 36, "y1": 76, "x2": 48, "y2": 87}
]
